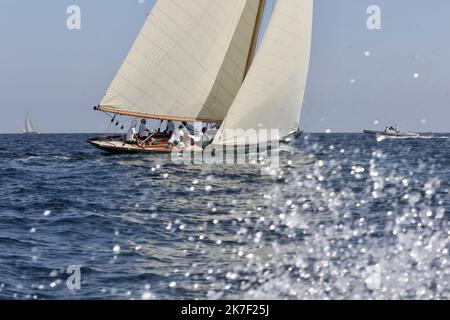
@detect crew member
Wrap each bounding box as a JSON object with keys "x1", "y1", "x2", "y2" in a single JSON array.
[
  {"x1": 138, "y1": 119, "x2": 151, "y2": 140},
  {"x1": 126, "y1": 121, "x2": 138, "y2": 143}
]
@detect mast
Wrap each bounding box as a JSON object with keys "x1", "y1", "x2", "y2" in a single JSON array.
[{"x1": 244, "y1": 0, "x2": 266, "y2": 79}]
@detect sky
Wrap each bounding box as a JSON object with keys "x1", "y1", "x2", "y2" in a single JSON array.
[{"x1": 0, "y1": 0, "x2": 449, "y2": 133}]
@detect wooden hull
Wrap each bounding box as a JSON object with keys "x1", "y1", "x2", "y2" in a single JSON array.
[
  {"x1": 87, "y1": 138, "x2": 173, "y2": 154},
  {"x1": 87, "y1": 137, "x2": 203, "y2": 154},
  {"x1": 88, "y1": 130, "x2": 302, "y2": 155}
]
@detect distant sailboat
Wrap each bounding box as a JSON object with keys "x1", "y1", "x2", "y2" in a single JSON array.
[
  {"x1": 23, "y1": 113, "x2": 39, "y2": 134},
  {"x1": 89, "y1": 0, "x2": 313, "y2": 153}
]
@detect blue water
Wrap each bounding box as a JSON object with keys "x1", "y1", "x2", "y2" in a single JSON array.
[{"x1": 0, "y1": 133, "x2": 449, "y2": 299}]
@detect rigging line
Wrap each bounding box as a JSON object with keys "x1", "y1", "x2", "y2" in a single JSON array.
[
  {"x1": 99, "y1": 111, "x2": 126, "y2": 136},
  {"x1": 104, "y1": 122, "x2": 113, "y2": 138},
  {"x1": 99, "y1": 109, "x2": 115, "y2": 120}
]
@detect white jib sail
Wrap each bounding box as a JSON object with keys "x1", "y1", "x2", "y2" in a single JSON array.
[
  {"x1": 212, "y1": 0, "x2": 313, "y2": 146},
  {"x1": 100, "y1": 0, "x2": 261, "y2": 123}
]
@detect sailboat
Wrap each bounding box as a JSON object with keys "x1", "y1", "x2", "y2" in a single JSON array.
[
  {"x1": 23, "y1": 113, "x2": 40, "y2": 134},
  {"x1": 89, "y1": 0, "x2": 313, "y2": 154}
]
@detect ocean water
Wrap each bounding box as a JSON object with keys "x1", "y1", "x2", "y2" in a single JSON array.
[{"x1": 0, "y1": 133, "x2": 449, "y2": 300}]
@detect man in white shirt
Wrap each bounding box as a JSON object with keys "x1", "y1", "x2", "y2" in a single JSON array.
[
  {"x1": 169, "y1": 125, "x2": 186, "y2": 148},
  {"x1": 126, "y1": 121, "x2": 138, "y2": 143},
  {"x1": 138, "y1": 119, "x2": 150, "y2": 140}
]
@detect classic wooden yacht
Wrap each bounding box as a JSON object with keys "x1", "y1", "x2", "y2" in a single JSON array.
[{"x1": 89, "y1": 0, "x2": 313, "y2": 154}]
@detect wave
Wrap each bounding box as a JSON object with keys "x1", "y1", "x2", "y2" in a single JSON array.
[
  {"x1": 209, "y1": 147, "x2": 450, "y2": 299},
  {"x1": 416, "y1": 135, "x2": 449, "y2": 139}
]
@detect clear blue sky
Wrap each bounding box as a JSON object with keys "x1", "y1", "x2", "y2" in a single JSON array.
[{"x1": 1, "y1": 0, "x2": 449, "y2": 133}]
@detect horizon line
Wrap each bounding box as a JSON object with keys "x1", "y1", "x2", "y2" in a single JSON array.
[{"x1": 0, "y1": 131, "x2": 448, "y2": 135}]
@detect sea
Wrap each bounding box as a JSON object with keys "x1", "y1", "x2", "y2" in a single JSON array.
[{"x1": 0, "y1": 133, "x2": 449, "y2": 300}]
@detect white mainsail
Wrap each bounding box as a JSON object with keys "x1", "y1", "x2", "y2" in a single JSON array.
[
  {"x1": 99, "y1": 0, "x2": 263, "y2": 123},
  {"x1": 212, "y1": 0, "x2": 313, "y2": 146},
  {"x1": 24, "y1": 113, "x2": 39, "y2": 134}
]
